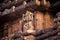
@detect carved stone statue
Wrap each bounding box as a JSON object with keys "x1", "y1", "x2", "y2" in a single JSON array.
[
  {"x1": 22, "y1": 11, "x2": 35, "y2": 40},
  {"x1": 22, "y1": 11, "x2": 34, "y2": 32}
]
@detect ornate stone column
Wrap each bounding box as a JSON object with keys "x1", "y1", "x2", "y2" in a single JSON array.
[{"x1": 56, "y1": 12, "x2": 60, "y2": 39}]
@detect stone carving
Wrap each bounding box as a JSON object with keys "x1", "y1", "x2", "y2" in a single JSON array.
[
  {"x1": 22, "y1": 11, "x2": 34, "y2": 32},
  {"x1": 22, "y1": 11, "x2": 35, "y2": 40}
]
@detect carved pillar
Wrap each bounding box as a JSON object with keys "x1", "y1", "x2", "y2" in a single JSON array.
[{"x1": 56, "y1": 12, "x2": 60, "y2": 39}]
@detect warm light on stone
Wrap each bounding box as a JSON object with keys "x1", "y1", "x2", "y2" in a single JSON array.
[{"x1": 36, "y1": 0, "x2": 40, "y2": 6}]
